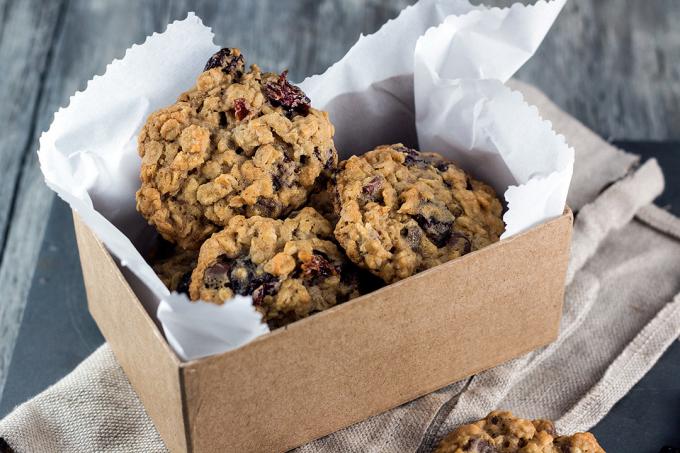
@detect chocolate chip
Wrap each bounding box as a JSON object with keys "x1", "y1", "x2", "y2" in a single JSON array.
[
  {"x1": 413, "y1": 214, "x2": 452, "y2": 248},
  {"x1": 203, "y1": 257, "x2": 231, "y2": 290},
  {"x1": 204, "y1": 48, "x2": 245, "y2": 76},
  {"x1": 219, "y1": 111, "x2": 228, "y2": 127},
  {"x1": 176, "y1": 271, "x2": 192, "y2": 295},
  {"x1": 490, "y1": 416, "x2": 499, "y2": 425},
  {"x1": 518, "y1": 438, "x2": 527, "y2": 448},
  {"x1": 263, "y1": 70, "x2": 311, "y2": 116},
  {"x1": 361, "y1": 176, "x2": 382, "y2": 202},
  {"x1": 299, "y1": 155, "x2": 308, "y2": 164},
  {"x1": 233, "y1": 98, "x2": 249, "y2": 121},
  {"x1": 302, "y1": 253, "x2": 338, "y2": 285}
]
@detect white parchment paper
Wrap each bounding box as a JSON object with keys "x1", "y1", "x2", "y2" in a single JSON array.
[{"x1": 38, "y1": 1, "x2": 572, "y2": 361}]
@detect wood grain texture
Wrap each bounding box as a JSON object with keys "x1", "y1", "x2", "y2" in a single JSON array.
[
  {"x1": 0, "y1": 0, "x2": 679, "y2": 399},
  {"x1": 0, "y1": 0, "x2": 65, "y2": 398}
]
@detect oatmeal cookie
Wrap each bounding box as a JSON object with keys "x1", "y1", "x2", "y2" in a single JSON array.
[
  {"x1": 333, "y1": 144, "x2": 504, "y2": 283},
  {"x1": 136, "y1": 48, "x2": 337, "y2": 249},
  {"x1": 150, "y1": 246, "x2": 197, "y2": 294},
  {"x1": 434, "y1": 410, "x2": 605, "y2": 453},
  {"x1": 189, "y1": 207, "x2": 365, "y2": 328}
]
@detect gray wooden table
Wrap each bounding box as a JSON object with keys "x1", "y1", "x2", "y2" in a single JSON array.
[{"x1": 1, "y1": 1, "x2": 679, "y2": 451}]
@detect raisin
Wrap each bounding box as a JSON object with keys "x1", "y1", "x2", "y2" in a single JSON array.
[
  {"x1": 204, "y1": 47, "x2": 245, "y2": 76},
  {"x1": 176, "y1": 271, "x2": 192, "y2": 295},
  {"x1": 263, "y1": 70, "x2": 311, "y2": 116},
  {"x1": 233, "y1": 98, "x2": 249, "y2": 121},
  {"x1": 301, "y1": 253, "x2": 337, "y2": 285},
  {"x1": 413, "y1": 214, "x2": 452, "y2": 248},
  {"x1": 361, "y1": 176, "x2": 382, "y2": 202}
]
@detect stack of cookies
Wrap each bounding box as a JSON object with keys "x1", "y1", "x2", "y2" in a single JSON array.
[{"x1": 139, "y1": 48, "x2": 505, "y2": 329}]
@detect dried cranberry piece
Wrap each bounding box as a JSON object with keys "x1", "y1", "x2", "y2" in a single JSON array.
[
  {"x1": 302, "y1": 253, "x2": 337, "y2": 285},
  {"x1": 263, "y1": 70, "x2": 311, "y2": 116},
  {"x1": 233, "y1": 98, "x2": 249, "y2": 121},
  {"x1": 252, "y1": 274, "x2": 280, "y2": 306},
  {"x1": 361, "y1": 176, "x2": 382, "y2": 202},
  {"x1": 176, "y1": 271, "x2": 192, "y2": 295},
  {"x1": 413, "y1": 214, "x2": 453, "y2": 248},
  {"x1": 203, "y1": 47, "x2": 245, "y2": 76}
]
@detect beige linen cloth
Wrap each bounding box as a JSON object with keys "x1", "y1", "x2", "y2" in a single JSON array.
[{"x1": 2, "y1": 81, "x2": 680, "y2": 452}]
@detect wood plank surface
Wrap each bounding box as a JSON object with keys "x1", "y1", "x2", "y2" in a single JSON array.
[
  {"x1": 0, "y1": 0, "x2": 679, "y2": 400},
  {"x1": 0, "y1": 0, "x2": 66, "y2": 398}
]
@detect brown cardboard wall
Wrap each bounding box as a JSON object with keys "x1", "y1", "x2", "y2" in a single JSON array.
[
  {"x1": 73, "y1": 215, "x2": 188, "y2": 452},
  {"x1": 179, "y1": 212, "x2": 572, "y2": 452}
]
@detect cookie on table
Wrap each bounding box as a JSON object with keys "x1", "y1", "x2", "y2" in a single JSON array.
[
  {"x1": 434, "y1": 410, "x2": 605, "y2": 453},
  {"x1": 150, "y1": 246, "x2": 198, "y2": 294},
  {"x1": 136, "y1": 48, "x2": 337, "y2": 250},
  {"x1": 189, "y1": 207, "x2": 369, "y2": 328},
  {"x1": 333, "y1": 144, "x2": 504, "y2": 284}
]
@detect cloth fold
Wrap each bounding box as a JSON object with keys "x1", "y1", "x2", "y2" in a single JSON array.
[{"x1": 2, "y1": 84, "x2": 679, "y2": 452}]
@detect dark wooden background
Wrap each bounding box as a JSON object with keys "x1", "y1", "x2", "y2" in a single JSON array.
[{"x1": 0, "y1": 0, "x2": 679, "y2": 442}]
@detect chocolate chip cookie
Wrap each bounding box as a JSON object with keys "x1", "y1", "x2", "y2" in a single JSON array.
[
  {"x1": 333, "y1": 144, "x2": 504, "y2": 283},
  {"x1": 136, "y1": 48, "x2": 338, "y2": 250},
  {"x1": 434, "y1": 410, "x2": 605, "y2": 453},
  {"x1": 189, "y1": 207, "x2": 365, "y2": 328}
]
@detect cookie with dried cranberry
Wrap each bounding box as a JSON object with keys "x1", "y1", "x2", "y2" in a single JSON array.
[
  {"x1": 333, "y1": 144, "x2": 504, "y2": 284},
  {"x1": 434, "y1": 410, "x2": 605, "y2": 453},
  {"x1": 189, "y1": 207, "x2": 363, "y2": 328},
  {"x1": 136, "y1": 48, "x2": 338, "y2": 250}
]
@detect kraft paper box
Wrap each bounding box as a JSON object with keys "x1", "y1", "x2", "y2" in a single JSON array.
[
  {"x1": 38, "y1": 1, "x2": 577, "y2": 451},
  {"x1": 73, "y1": 209, "x2": 572, "y2": 452}
]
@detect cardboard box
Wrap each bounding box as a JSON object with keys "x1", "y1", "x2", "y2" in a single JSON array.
[{"x1": 73, "y1": 208, "x2": 572, "y2": 452}]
